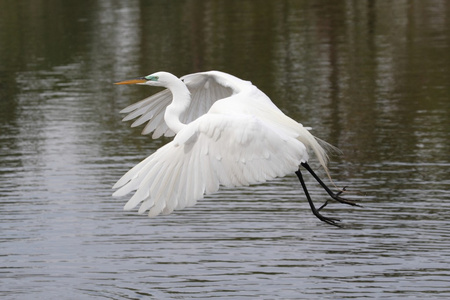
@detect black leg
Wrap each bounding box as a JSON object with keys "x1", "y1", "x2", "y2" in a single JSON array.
[
  {"x1": 300, "y1": 162, "x2": 360, "y2": 207},
  {"x1": 295, "y1": 170, "x2": 341, "y2": 227}
]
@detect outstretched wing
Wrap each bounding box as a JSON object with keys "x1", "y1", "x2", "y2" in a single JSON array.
[
  {"x1": 119, "y1": 71, "x2": 247, "y2": 138},
  {"x1": 113, "y1": 114, "x2": 308, "y2": 217}
]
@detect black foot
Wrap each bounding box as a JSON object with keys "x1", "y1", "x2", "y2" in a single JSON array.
[
  {"x1": 329, "y1": 187, "x2": 360, "y2": 207},
  {"x1": 311, "y1": 204, "x2": 341, "y2": 227},
  {"x1": 295, "y1": 170, "x2": 342, "y2": 227},
  {"x1": 301, "y1": 162, "x2": 360, "y2": 207},
  {"x1": 317, "y1": 200, "x2": 329, "y2": 212}
]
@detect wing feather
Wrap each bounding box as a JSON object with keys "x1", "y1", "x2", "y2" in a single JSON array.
[
  {"x1": 141, "y1": 111, "x2": 166, "y2": 136},
  {"x1": 113, "y1": 113, "x2": 308, "y2": 217}
]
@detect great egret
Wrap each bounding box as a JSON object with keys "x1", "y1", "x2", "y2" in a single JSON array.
[{"x1": 113, "y1": 71, "x2": 357, "y2": 226}]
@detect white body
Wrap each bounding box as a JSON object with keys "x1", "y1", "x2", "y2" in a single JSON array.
[{"x1": 113, "y1": 71, "x2": 329, "y2": 217}]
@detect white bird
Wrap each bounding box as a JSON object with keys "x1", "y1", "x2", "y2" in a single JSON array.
[{"x1": 113, "y1": 71, "x2": 357, "y2": 226}]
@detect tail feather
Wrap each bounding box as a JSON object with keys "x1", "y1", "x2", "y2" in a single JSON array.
[{"x1": 296, "y1": 126, "x2": 340, "y2": 182}]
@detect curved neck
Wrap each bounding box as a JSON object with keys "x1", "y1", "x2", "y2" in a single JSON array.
[{"x1": 164, "y1": 77, "x2": 191, "y2": 134}]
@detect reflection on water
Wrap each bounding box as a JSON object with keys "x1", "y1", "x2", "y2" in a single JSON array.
[{"x1": 1, "y1": 1, "x2": 450, "y2": 299}]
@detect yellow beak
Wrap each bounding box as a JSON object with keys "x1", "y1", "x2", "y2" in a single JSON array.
[{"x1": 114, "y1": 78, "x2": 147, "y2": 85}]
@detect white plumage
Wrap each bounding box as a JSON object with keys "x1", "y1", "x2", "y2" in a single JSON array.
[{"x1": 113, "y1": 71, "x2": 333, "y2": 218}]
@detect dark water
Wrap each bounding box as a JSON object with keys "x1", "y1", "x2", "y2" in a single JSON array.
[{"x1": 1, "y1": 1, "x2": 450, "y2": 299}]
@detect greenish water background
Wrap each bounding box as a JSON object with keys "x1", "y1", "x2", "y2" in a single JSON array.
[{"x1": 1, "y1": 1, "x2": 449, "y2": 299}]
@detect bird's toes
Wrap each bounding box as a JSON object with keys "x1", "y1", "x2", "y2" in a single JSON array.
[{"x1": 317, "y1": 200, "x2": 329, "y2": 212}]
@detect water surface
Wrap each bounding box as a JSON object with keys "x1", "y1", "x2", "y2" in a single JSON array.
[{"x1": 1, "y1": 1, "x2": 449, "y2": 299}]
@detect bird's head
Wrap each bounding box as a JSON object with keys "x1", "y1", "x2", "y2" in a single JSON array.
[{"x1": 114, "y1": 72, "x2": 177, "y2": 87}]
